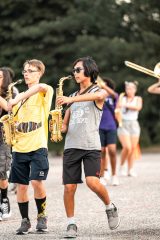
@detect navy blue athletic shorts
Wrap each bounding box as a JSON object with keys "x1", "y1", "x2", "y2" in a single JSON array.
[
  {"x1": 9, "y1": 148, "x2": 49, "y2": 185},
  {"x1": 99, "y1": 129, "x2": 117, "y2": 147}
]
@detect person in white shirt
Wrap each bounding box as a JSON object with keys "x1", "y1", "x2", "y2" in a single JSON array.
[{"x1": 117, "y1": 81, "x2": 143, "y2": 177}]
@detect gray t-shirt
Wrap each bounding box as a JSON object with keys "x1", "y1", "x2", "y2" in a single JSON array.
[{"x1": 64, "y1": 86, "x2": 102, "y2": 150}]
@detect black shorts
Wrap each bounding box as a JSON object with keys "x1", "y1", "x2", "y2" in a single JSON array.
[
  {"x1": 63, "y1": 148, "x2": 101, "y2": 185},
  {"x1": 99, "y1": 129, "x2": 117, "y2": 147},
  {"x1": 9, "y1": 148, "x2": 49, "y2": 185}
]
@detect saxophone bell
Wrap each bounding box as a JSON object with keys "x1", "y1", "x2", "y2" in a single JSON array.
[{"x1": 0, "y1": 78, "x2": 23, "y2": 146}]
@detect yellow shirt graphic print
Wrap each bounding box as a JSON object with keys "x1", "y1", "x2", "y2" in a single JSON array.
[{"x1": 12, "y1": 85, "x2": 53, "y2": 152}]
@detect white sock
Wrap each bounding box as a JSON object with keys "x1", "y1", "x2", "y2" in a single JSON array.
[
  {"x1": 67, "y1": 217, "x2": 75, "y2": 225},
  {"x1": 106, "y1": 203, "x2": 113, "y2": 210}
]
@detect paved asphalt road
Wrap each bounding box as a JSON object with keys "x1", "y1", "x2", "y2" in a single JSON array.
[{"x1": 0, "y1": 153, "x2": 160, "y2": 240}]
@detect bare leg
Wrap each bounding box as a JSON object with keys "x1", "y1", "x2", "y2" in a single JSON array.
[
  {"x1": 100, "y1": 147, "x2": 109, "y2": 177},
  {"x1": 0, "y1": 179, "x2": 8, "y2": 189},
  {"x1": 108, "y1": 144, "x2": 117, "y2": 176},
  {"x1": 86, "y1": 177, "x2": 110, "y2": 205},
  {"x1": 128, "y1": 136, "x2": 140, "y2": 171},
  {"x1": 64, "y1": 184, "x2": 77, "y2": 217},
  {"x1": 118, "y1": 134, "x2": 132, "y2": 166},
  {"x1": 31, "y1": 180, "x2": 46, "y2": 199},
  {"x1": 17, "y1": 184, "x2": 29, "y2": 203}
]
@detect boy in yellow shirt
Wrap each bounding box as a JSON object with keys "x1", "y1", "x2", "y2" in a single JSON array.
[{"x1": 8, "y1": 59, "x2": 53, "y2": 234}]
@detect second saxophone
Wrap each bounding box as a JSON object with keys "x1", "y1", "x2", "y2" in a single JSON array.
[
  {"x1": 49, "y1": 75, "x2": 72, "y2": 142},
  {"x1": 0, "y1": 79, "x2": 23, "y2": 146}
]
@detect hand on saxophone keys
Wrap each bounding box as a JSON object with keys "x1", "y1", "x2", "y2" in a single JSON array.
[
  {"x1": 7, "y1": 99, "x2": 17, "y2": 111},
  {"x1": 56, "y1": 96, "x2": 73, "y2": 105},
  {"x1": 61, "y1": 123, "x2": 68, "y2": 133}
]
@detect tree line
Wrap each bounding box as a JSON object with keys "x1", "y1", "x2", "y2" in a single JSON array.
[{"x1": 0, "y1": 0, "x2": 159, "y2": 151}]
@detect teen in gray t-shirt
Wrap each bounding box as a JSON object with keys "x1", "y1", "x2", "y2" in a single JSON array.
[{"x1": 57, "y1": 56, "x2": 120, "y2": 238}]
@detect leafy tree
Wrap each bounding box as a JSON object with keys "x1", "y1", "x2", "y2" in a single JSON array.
[{"x1": 0, "y1": 0, "x2": 159, "y2": 150}]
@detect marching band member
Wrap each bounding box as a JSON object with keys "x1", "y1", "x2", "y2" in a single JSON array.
[
  {"x1": 148, "y1": 79, "x2": 160, "y2": 94},
  {"x1": 0, "y1": 67, "x2": 17, "y2": 221},
  {"x1": 98, "y1": 77, "x2": 119, "y2": 186},
  {"x1": 57, "y1": 56, "x2": 120, "y2": 238},
  {"x1": 117, "y1": 81, "x2": 143, "y2": 177},
  {"x1": 8, "y1": 59, "x2": 53, "y2": 234}
]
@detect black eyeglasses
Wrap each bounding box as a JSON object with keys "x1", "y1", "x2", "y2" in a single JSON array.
[
  {"x1": 22, "y1": 69, "x2": 39, "y2": 75},
  {"x1": 72, "y1": 67, "x2": 84, "y2": 74}
]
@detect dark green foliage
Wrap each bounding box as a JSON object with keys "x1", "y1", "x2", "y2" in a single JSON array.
[{"x1": 0, "y1": 0, "x2": 159, "y2": 150}]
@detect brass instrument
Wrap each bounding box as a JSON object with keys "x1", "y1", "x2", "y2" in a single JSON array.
[
  {"x1": 96, "y1": 75, "x2": 105, "y2": 88},
  {"x1": 0, "y1": 79, "x2": 23, "y2": 146},
  {"x1": 115, "y1": 92, "x2": 125, "y2": 127},
  {"x1": 49, "y1": 75, "x2": 72, "y2": 142},
  {"x1": 125, "y1": 61, "x2": 160, "y2": 79}
]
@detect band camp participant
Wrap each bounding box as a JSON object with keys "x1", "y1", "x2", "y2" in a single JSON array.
[
  {"x1": 0, "y1": 67, "x2": 18, "y2": 221},
  {"x1": 98, "y1": 77, "x2": 119, "y2": 186},
  {"x1": 148, "y1": 62, "x2": 160, "y2": 94},
  {"x1": 8, "y1": 59, "x2": 53, "y2": 234},
  {"x1": 148, "y1": 78, "x2": 160, "y2": 94},
  {"x1": 56, "y1": 56, "x2": 120, "y2": 238},
  {"x1": 117, "y1": 81, "x2": 143, "y2": 177}
]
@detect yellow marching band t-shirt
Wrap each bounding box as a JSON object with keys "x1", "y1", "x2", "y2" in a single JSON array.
[{"x1": 12, "y1": 84, "x2": 53, "y2": 153}]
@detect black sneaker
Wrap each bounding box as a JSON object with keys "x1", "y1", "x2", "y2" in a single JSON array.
[
  {"x1": 64, "y1": 224, "x2": 78, "y2": 238},
  {"x1": 1, "y1": 198, "x2": 11, "y2": 220},
  {"x1": 36, "y1": 215, "x2": 48, "y2": 233},
  {"x1": 16, "y1": 218, "x2": 31, "y2": 235},
  {"x1": 106, "y1": 203, "x2": 120, "y2": 230}
]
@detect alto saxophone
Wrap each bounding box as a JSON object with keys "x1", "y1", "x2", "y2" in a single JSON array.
[
  {"x1": 49, "y1": 75, "x2": 72, "y2": 142},
  {"x1": 0, "y1": 79, "x2": 23, "y2": 146}
]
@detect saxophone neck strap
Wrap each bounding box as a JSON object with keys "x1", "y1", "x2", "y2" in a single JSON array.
[
  {"x1": 64, "y1": 83, "x2": 95, "y2": 111},
  {"x1": 14, "y1": 98, "x2": 29, "y2": 117}
]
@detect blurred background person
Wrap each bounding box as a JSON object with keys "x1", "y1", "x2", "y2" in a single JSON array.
[
  {"x1": 4, "y1": 67, "x2": 18, "y2": 195},
  {"x1": 117, "y1": 81, "x2": 143, "y2": 177},
  {"x1": 98, "y1": 77, "x2": 119, "y2": 186},
  {"x1": 0, "y1": 67, "x2": 18, "y2": 220},
  {"x1": 148, "y1": 79, "x2": 160, "y2": 94}
]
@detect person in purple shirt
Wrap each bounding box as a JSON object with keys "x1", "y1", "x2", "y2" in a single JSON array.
[{"x1": 99, "y1": 77, "x2": 119, "y2": 186}]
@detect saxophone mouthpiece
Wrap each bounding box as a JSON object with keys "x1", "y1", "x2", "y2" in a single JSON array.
[
  {"x1": 17, "y1": 79, "x2": 24, "y2": 84},
  {"x1": 67, "y1": 75, "x2": 72, "y2": 79}
]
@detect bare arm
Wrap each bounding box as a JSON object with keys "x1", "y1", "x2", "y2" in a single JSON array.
[
  {"x1": 124, "y1": 97, "x2": 143, "y2": 111},
  {"x1": 0, "y1": 96, "x2": 8, "y2": 111},
  {"x1": 8, "y1": 83, "x2": 49, "y2": 109},
  {"x1": 115, "y1": 93, "x2": 125, "y2": 108},
  {"x1": 148, "y1": 80, "x2": 160, "y2": 94},
  {"x1": 57, "y1": 89, "x2": 107, "y2": 106},
  {"x1": 97, "y1": 81, "x2": 117, "y2": 99},
  {"x1": 61, "y1": 108, "x2": 70, "y2": 133},
  {"x1": 101, "y1": 85, "x2": 117, "y2": 98}
]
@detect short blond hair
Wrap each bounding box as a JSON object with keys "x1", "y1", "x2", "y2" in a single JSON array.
[{"x1": 23, "y1": 59, "x2": 45, "y2": 76}]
